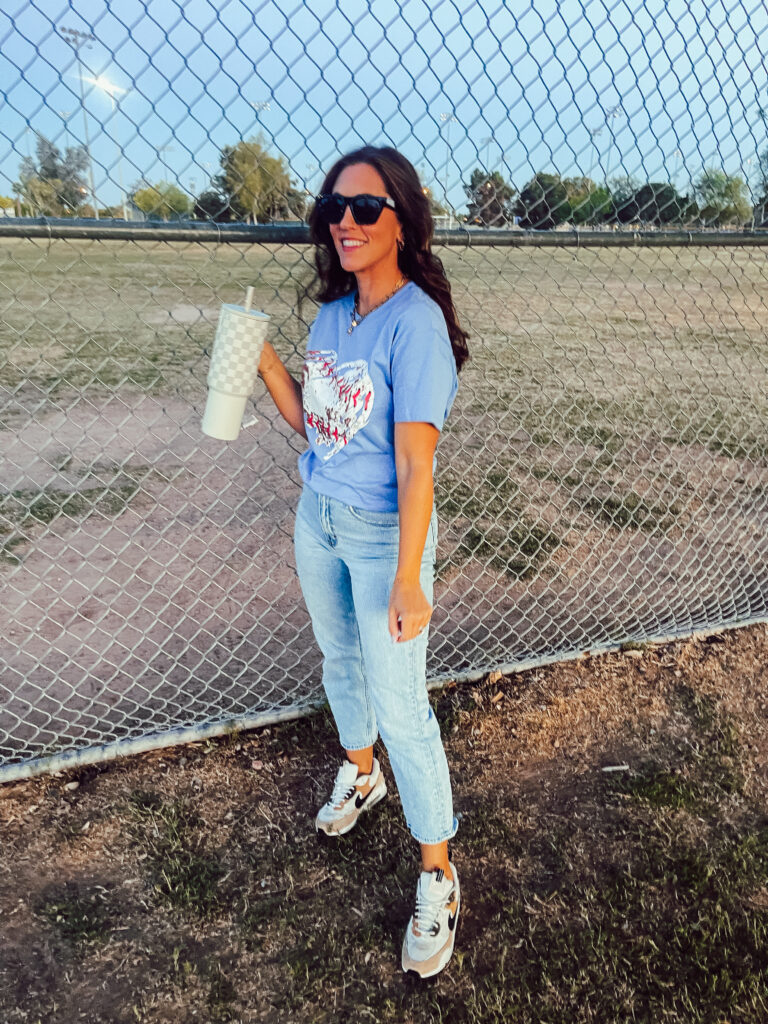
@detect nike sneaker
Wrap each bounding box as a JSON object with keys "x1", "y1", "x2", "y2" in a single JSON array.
[
  {"x1": 315, "y1": 758, "x2": 387, "y2": 837},
  {"x1": 401, "y1": 864, "x2": 460, "y2": 978}
]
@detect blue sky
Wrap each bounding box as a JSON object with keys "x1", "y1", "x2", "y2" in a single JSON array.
[{"x1": 1, "y1": 0, "x2": 767, "y2": 211}]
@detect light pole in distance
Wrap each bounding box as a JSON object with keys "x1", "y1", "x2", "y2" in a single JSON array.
[
  {"x1": 439, "y1": 112, "x2": 458, "y2": 228},
  {"x1": 59, "y1": 25, "x2": 99, "y2": 219},
  {"x1": 89, "y1": 75, "x2": 128, "y2": 219}
]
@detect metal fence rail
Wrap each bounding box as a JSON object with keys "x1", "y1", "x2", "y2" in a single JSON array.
[
  {"x1": 1, "y1": 0, "x2": 767, "y2": 780},
  {"x1": 2, "y1": 221, "x2": 768, "y2": 247}
]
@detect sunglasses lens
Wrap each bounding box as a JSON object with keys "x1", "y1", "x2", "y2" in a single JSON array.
[
  {"x1": 349, "y1": 196, "x2": 383, "y2": 224},
  {"x1": 317, "y1": 195, "x2": 345, "y2": 224}
]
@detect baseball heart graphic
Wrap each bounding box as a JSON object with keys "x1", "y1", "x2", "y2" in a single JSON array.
[{"x1": 302, "y1": 350, "x2": 374, "y2": 459}]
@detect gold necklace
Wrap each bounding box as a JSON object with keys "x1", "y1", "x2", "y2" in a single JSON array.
[{"x1": 348, "y1": 276, "x2": 407, "y2": 334}]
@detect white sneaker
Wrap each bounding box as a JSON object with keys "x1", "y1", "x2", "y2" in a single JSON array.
[
  {"x1": 315, "y1": 758, "x2": 387, "y2": 837},
  {"x1": 401, "y1": 863, "x2": 460, "y2": 978}
]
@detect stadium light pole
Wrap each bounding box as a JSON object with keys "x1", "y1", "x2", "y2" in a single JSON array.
[
  {"x1": 158, "y1": 144, "x2": 175, "y2": 168},
  {"x1": 604, "y1": 105, "x2": 622, "y2": 184},
  {"x1": 439, "y1": 112, "x2": 458, "y2": 228},
  {"x1": 588, "y1": 126, "x2": 603, "y2": 180},
  {"x1": 744, "y1": 155, "x2": 754, "y2": 211},
  {"x1": 673, "y1": 148, "x2": 683, "y2": 187},
  {"x1": 23, "y1": 125, "x2": 43, "y2": 214},
  {"x1": 59, "y1": 110, "x2": 73, "y2": 149},
  {"x1": 305, "y1": 162, "x2": 318, "y2": 193},
  {"x1": 250, "y1": 100, "x2": 271, "y2": 120},
  {"x1": 157, "y1": 144, "x2": 176, "y2": 187},
  {"x1": 481, "y1": 135, "x2": 493, "y2": 171},
  {"x1": 59, "y1": 26, "x2": 99, "y2": 219},
  {"x1": 89, "y1": 75, "x2": 128, "y2": 219},
  {"x1": 246, "y1": 101, "x2": 271, "y2": 222}
]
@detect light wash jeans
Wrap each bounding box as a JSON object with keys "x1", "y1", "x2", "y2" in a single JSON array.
[{"x1": 293, "y1": 486, "x2": 458, "y2": 845}]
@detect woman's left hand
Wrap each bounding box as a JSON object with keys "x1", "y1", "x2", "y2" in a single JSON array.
[{"x1": 388, "y1": 578, "x2": 433, "y2": 642}]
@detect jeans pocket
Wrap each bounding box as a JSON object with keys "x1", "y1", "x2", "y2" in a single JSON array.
[{"x1": 346, "y1": 504, "x2": 400, "y2": 528}]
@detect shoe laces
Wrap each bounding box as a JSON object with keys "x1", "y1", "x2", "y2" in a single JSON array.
[
  {"x1": 413, "y1": 877, "x2": 446, "y2": 937},
  {"x1": 327, "y1": 766, "x2": 358, "y2": 808}
]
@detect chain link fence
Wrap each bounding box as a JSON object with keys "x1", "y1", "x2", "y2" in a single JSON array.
[{"x1": 1, "y1": 1, "x2": 767, "y2": 780}]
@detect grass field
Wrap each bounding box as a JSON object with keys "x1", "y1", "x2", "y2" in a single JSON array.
[
  {"x1": 2, "y1": 238, "x2": 767, "y2": 440},
  {"x1": 0, "y1": 237, "x2": 767, "y2": 767},
  {"x1": 1, "y1": 235, "x2": 767, "y2": 1018},
  {"x1": 2, "y1": 237, "x2": 766, "y2": 553}
]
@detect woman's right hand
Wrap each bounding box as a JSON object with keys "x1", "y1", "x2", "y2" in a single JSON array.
[{"x1": 388, "y1": 577, "x2": 433, "y2": 643}]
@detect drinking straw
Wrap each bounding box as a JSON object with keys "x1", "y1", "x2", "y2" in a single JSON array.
[{"x1": 244, "y1": 286, "x2": 254, "y2": 314}]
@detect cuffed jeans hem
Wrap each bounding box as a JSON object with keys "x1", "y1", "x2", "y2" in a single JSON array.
[
  {"x1": 409, "y1": 815, "x2": 460, "y2": 845},
  {"x1": 339, "y1": 737, "x2": 379, "y2": 752}
]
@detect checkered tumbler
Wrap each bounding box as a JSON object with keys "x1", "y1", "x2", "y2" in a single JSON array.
[{"x1": 202, "y1": 303, "x2": 270, "y2": 440}]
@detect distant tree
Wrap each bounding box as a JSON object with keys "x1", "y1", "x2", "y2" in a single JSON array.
[
  {"x1": 516, "y1": 173, "x2": 569, "y2": 229},
  {"x1": 632, "y1": 183, "x2": 689, "y2": 225},
  {"x1": 693, "y1": 168, "x2": 751, "y2": 226},
  {"x1": 216, "y1": 136, "x2": 295, "y2": 222},
  {"x1": 758, "y1": 145, "x2": 768, "y2": 194},
  {"x1": 284, "y1": 186, "x2": 310, "y2": 221},
  {"x1": 755, "y1": 145, "x2": 768, "y2": 227},
  {"x1": 14, "y1": 135, "x2": 88, "y2": 215},
  {"x1": 420, "y1": 186, "x2": 448, "y2": 218},
  {"x1": 608, "y1": 175, "x2": 641, "y2": 223},
  {"x1": 562, "y1": 176, "x2": 611, "y2": 225},
  {"x1": 131, "y1": 181, "x2": 192, "y2": 220},
  {"x1": 0, "y1": 195, "x2": 15, "y2": 210},
  {"x1": 418, "y1": 186, "x2": 449, "y2": 219},
  {"x1": 753, "y1": 93, "x2": 768, "y2": 221},
  {"x1": 194, "y1": 189, "x2": 233, "y2": 222},
  {"x1": 431, "y1": 196, "x2": 449, "y2": 218},
  {"x1": 464, "y1": 169, "x2": 517, "y2": 225}
]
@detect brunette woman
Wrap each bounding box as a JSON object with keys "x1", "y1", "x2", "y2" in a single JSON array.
[{"x1": 257, "y1": 145, "x2": 468, "y2": 977}]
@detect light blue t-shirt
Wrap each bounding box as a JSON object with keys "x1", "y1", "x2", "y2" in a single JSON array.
[{"x1": 298, "y1": 281, "x2": 458, "y2": 512}]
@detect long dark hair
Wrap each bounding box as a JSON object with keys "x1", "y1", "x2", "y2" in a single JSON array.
[{"x1": 307, "y1": 145, "x2": 469, "y2": 372}]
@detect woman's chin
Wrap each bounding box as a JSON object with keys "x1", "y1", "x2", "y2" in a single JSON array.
[{"x1": 337, "y1": 253, "x2": 362, "y2": 274}]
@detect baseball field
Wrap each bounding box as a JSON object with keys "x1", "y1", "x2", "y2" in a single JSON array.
[{"x1": 1, "y1": 237, "x2": 766, "y2": 768}]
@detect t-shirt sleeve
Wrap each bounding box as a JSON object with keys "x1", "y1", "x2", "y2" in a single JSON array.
[{"x1": 391, "y1": 303, "x2": 458, "y2": 430}]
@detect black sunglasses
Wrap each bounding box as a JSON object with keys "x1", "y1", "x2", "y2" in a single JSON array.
[{"x1": 315, "y1": 192, "x2": 397, "y2": 225}]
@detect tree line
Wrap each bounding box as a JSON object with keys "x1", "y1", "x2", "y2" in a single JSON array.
[
  {"x1": 8, "y1": 132, "x2": 768, "y2": 229},
  {"x1": 463, "y1": 166, "x2": 764, "y2": 228}
]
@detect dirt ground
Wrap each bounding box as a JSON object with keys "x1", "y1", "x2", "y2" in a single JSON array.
[
  {"x1": 2, "y1": 239, "x2": 767, "y2": 769},
  {"x1": 0, "y1": 621, "x2": 766, "y2": 1023}
]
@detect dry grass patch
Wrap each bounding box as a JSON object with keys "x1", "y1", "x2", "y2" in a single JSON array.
[{"x1": 1, "y1": 625, "x2": 767, "y2": 1022}]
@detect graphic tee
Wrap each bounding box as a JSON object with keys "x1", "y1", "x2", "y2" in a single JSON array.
[{"x1": 298, "y1": 282, "x2": 458, "y2": 512}]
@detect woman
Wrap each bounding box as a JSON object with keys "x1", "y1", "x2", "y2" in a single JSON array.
[{"x1": 257, "y1": 145, "x2": 469, "y2": 978}]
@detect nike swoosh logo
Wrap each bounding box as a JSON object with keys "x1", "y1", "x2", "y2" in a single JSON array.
[
  {"x1": 448, "y1": 910, "x2": 458, "y2": 931},
  {"x1": 355, "y1": 790, "x2": 371, "y2": 808}
]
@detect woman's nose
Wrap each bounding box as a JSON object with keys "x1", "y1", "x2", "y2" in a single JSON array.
[{"x1": 338, "y1": 202, "x2": 357, "y2": 228}]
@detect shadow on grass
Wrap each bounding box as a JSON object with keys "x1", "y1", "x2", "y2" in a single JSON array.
[
  {"x1": 126, "y1": 790, "x2": 225, "y2": 917},
  {"x1": 34, "y1": 880, "x2": 118, "y2": 950},
  {"x1": 220, "y1": 684, "x2": 768, "y2": 1023}
]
